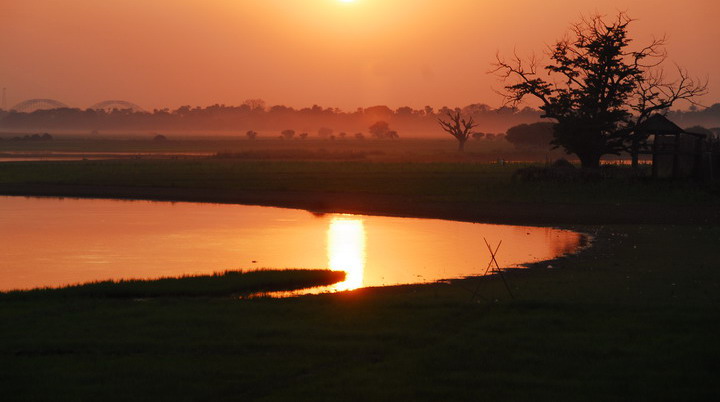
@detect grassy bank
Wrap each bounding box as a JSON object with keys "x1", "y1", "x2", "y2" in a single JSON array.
[
  {"x1": 0, "y1": 159, "x2": 708, "y2": 204},
  {"x1": 0, "y1": 159, "x2": 718, "y2": 224},
  {"x1": 2, "y1": 269, "x2": 345, "y2": 299}
]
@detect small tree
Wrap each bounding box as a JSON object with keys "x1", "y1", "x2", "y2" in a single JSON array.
[
  {"x1": 369, "y1": 121, "x2": 390, "y2": 139},
  {"x1": 505, "y1": 122, "x2": 554, "y2": 149},
  {"x1": 472, "y1": 132, "x2": 485, "y2": 141},
  {"x1": 281, "y1": 129, "x2": 295, "y2": 140},
  {"x1": 299, "y1": 132, "x2": 308, "y2": 140},
  {"x1": 368, "y1": 121, "x2": 399, "y2": 139},
  {"x1": 243, "y1": 98, "x2": 266, "y2": 111},
  {"x1": 245, "y1": 130, "x2": 258, "y2": 140},
  {"x1": 438, "y1": 111, "x2": 478, "y2": 152}
]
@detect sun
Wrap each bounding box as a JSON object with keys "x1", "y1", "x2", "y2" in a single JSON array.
[{"x1": 338, "y1": 0, "x2": 356, "y2": 3}]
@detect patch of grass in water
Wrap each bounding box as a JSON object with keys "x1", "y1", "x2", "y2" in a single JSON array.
[{"x1": 2, "y1": 269, "x2": 345, "y2": 299}]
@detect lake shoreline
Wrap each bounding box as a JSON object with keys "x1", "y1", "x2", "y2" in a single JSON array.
[
  {"x1": 2, "y1": 183, "x2": 719, "y2": 399},
  {"x1": 1, "y1": 182, "x2": 717, "y2": 226}
]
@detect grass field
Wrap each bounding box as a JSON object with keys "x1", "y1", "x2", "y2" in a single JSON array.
[
  {"x1": 0, "y1": 158, "x2": 716, "y2": 204},
  {"x1": 0, "y1": 136, "x2": 516, "y2": 159},
  {"x1": 0, "y1": 155, "x2": 719, "y2": 400}
]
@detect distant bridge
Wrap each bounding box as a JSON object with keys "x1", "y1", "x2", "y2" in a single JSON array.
[
  {"x1": 12, "y1": 99, "x2": 69, "y2": 113},
  {"x1": 10, "y1": 99, "x2": 145, "y2": 113},
  {"x1": 90, "y1": 100, "x2": 145, "y2": 113}
]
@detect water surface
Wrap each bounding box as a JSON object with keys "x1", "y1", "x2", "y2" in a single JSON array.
[{"x1": 0, "y1": 196, "x2": 583, "y2": 292}]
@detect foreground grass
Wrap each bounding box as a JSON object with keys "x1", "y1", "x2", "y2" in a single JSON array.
[
  {"x1": 1, "y1": 225, "x2": 719, "y2": 401},
  {"x1": 2, "y1": 269, "x2": 345, "y2": 299}
]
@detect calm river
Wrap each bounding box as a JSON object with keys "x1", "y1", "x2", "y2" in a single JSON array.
[{"x1": 0, "y1": 196, "x2": 584, "y2": 292}]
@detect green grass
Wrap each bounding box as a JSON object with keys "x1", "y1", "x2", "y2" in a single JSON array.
[
  {"x1": 2, "y1": 269, "x2": 345, "y2": 299},
  {"x1": 0, "y1": 136, "x2": 514, "y2": 156},
  {"x1": 0, "y1": 158, "x2": 717, "y2": 206}
]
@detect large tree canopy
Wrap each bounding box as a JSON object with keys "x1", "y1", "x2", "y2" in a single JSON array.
[{"x1": 494, "y1": 13, "x2": 706, "y2": 168}]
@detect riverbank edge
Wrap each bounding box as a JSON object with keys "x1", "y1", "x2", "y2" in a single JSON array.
[
  {"x1": 1, "y1": 183, "x2": 718, "y2": 226},
  {"x1": 0, "y1": 182, "x2": 603, "y2": 296}
]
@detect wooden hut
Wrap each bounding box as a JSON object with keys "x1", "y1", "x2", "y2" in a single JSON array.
[{"x1": 634, "y1": 114, "x2": 707, "y2": 178}]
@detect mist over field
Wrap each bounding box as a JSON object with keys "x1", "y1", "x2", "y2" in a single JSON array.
[{"x1": 1, "y1": 102, "x2": 719, "y2": 139}]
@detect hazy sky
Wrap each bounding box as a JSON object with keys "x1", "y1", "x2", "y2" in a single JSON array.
[{"x1": 1, "y1": 0, "x2": 718, "y2": 111}]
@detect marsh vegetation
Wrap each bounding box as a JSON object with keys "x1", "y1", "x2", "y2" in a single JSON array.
[{"x1": 3, "y1": 269, "x2": 345, "y2": 299}]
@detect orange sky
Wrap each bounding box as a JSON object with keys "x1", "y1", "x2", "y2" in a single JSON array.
[{"x1": 1, "y1": 0, "x2": 718, "y2": 111}]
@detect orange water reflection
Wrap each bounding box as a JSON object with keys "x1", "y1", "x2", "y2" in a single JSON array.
[
  {"x1": 0, "y1": 196, "x2": 584, "y2": 292},
  {"x1": 327, "y1": 217, "x2": 366, "y2": 291}
]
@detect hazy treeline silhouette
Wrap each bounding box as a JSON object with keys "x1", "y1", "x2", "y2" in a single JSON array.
[
  {"x1": 0, "y1": 102, "x2": 544, "y2": 137},
  {"x1": 1, "y1": 101, "x2": 717, "y2": 140},
  {"x1": 667, "y1": 104, "x2": 720, "y2": 131}
]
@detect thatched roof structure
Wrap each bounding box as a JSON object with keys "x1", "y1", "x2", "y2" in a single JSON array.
[
  {"x1": 634, "y1": 114, "x2": 710, "y2": 178},
  {"x1": 635, "y1": 114, "x2": 685, "y2": 135}
]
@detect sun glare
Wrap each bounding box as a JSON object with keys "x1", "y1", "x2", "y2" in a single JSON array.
[{"x1": 327, "y1": 217, "x2": 366, "y2": 292}]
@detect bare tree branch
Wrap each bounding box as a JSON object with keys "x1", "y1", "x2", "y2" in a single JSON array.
[{"x1": 438, "y1": 111, "x2": 479, "y2": 152}]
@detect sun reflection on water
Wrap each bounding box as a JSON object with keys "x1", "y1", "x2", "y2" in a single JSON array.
[{"x1": 327, "y1": 216, "x2": 366, "y2": 291}]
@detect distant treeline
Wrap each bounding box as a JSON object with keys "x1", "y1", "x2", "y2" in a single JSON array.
[
  {"x1": 1, "y1": 101, "x2": 718, "y2": 139},
  {"x1": 666, "y1": 104, "x2": 720, "y2": 132},
  {"x1": 0, "y1": 102, "x2": 542, "y2": 137}
]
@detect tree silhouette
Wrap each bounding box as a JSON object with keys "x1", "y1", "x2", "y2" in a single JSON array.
[
  {"x1": 281, "y1": 129, "x2": 295, "y2": 140},
  {"x1": 505, "y1": 122, "x2": 554, "y2": 149},
  {"x1": 243, "y1": 98, "x2": 266, "y2": 112},
  {"x1": 438, "y1": 110, "x2": 478, "y2": 152},
  {"x1": 369, "y1": 121, "x2": 390, "y2": 139},
  {"x1": 245, "y1": 130, "x2": 258, "y2": 140},
  {"x1": 494, "y1": 13, "x2": 707, "y2": 168},
  {"x1": 368, "y1": 121, "x2": 399, "y2": 139},
  {"x1": 627, "y1": 67, "x2": 707, "y2": 167}
]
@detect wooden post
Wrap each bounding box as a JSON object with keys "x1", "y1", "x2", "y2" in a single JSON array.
[
  {"x1": 631, "y1": 139, "x2": 639, "y2": 169},
  {"x1": 652, "y1": 134, "x2": 659, "y2": 178},
  {"x1": 672, "y1": 133, "x2": 681, "y2": 178},
  {"x1": 694, "y1": 136, "x2": 703, "y2": 179}
]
